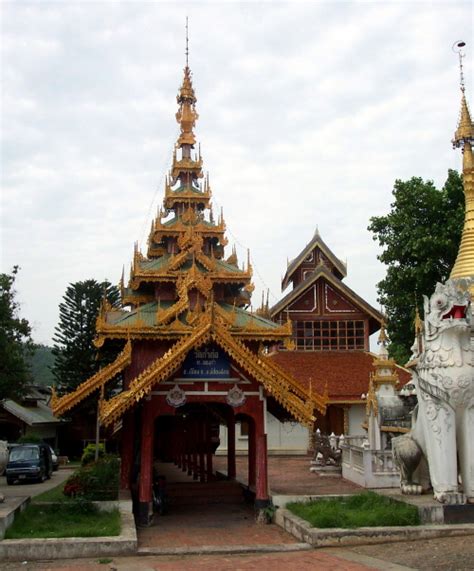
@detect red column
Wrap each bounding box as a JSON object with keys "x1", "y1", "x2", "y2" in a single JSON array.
[
  {"x1": 199, "y1": 418, "x2": 206, "y2": 483},
  {"x1": 138, "y1": 401, "x2": 154, "y2": 526},
  {"x1": 177, "y1": 419, "x2": 184, "y2": 469},
  {"x1": 120, "y1": 411, "x2": 135, "y2": 490},
  {"x1": 255, "y1": 433, "x2": 268, "y2": 503},
  {"x1": 206, "y1": 418, "x2": 213, "y2": 482},
  {"x1": 186, "y1": 420, "x2": 192, "y2": 476},
  {"x1": 192, "y1": 418, "x2": 198, "y2": 480},
  {"x1": 254, "y1": 402, "x2": 269, "y2": 513},
  {"x1": 248, "y1": 419, "x2": 256, "y2": 489},
  {"x1": 227, "y1": 412, "x2": 236, "y2": 480}
]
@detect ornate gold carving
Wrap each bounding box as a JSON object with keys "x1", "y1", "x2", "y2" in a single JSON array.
[
  {"x1": 52, "y1": 340, "x2": 132, "y2": 417},
  {"x1": 100, "y1": 321, "x2": 213, "y2": 426}
]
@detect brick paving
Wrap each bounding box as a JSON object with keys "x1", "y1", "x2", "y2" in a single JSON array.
[
  {"x1": 214, "y1": 454, "x2": 361, "y2": 495},
  {"x1": 0, "y1": 551, "x2": 384, "y2": 570},
  {"x1": 138, "y1": 457, "x2": 361, "y2": 550},
  {"x1": 139, "y1": 503, "x2": 298, "y2": 548},
  {"x1": 4, "y1": 456, "x2": 472, "y2": 570}
]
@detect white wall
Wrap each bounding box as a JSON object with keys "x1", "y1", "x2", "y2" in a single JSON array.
[
  {"x1": 217, "y1": 412, "x2": 310, "y2": 455},
  {"x1": 348, "y1": 404, "x2": 366, "y2": 436}
]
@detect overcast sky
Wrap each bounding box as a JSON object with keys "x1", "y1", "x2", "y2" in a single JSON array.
[{"x1": 1, "y1": 1, "x2": 472, "y2": 346}]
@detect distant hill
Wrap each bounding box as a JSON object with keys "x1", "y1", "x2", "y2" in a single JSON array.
[{"x1": 27, "y1": 344, "x2": 55, "y2": 386}]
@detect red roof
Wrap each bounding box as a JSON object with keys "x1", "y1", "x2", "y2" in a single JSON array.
[{"x1": 269, "y1": 350, "x2": 411, "y2": 402}]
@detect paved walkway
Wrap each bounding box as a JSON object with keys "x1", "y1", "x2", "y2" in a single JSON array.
[
  {"x1": 139, "y1": 503, "x2": 298, "y2": 549},
  {"x1": 214, "y1": 455, "x2": 361, "y2": 495},
  {"x1": 2, "y1": 457, "x2": 474, "y2": 570},
  {"x1": 0, "y1": 550, "x2": 410, "y2": 570},
  {"x1": 0, "y1": 468, "x2": 73, "y2": 500}
]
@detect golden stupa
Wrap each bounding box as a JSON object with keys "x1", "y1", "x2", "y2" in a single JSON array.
[{"x1": 450, "y1": 47, "x2": 474, "y2": 284}]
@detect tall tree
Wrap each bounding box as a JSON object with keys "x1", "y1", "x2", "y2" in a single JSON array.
[
  {"x1": 52, "y1": 280, "x2": 120, "y2": 394},
  {"x1": 0, "y1": 267, "x2": 33, "y2": 400},
  {"x1": 368, "y1": 169, "x2": 464, "y2": 364}
]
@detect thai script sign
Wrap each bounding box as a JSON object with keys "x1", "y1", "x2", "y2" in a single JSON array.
[{"x1": 181, "y1": 345, "x2": 230, "y2": 379}]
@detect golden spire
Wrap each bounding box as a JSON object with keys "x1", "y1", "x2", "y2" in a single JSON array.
[
  {"x1": 450, "y1": 42, "x2": 474, "y2": 283},
  {"x1": 377, "y1": 318, "x2": 389, "y2": 348}
]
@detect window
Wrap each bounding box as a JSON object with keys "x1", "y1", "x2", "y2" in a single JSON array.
[{"x1": 293, "y1": 320, "x2": 365, "y2": 351}]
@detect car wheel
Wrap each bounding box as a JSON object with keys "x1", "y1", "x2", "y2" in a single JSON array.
[{"x1": 6, "y1": 477, "x2": 14, "y2": 485}]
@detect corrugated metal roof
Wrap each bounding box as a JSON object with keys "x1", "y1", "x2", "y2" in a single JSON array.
[{"x1": 2, "y1": 400, "x2": 61, "y2": 425}]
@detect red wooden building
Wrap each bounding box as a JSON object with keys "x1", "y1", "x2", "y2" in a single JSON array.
[
  {"x1": 269, "y1": 231, "x2": 410, "y2": 435},
  {"x1": 53, "y1": 64, "x2": 325, "y2": 525}
]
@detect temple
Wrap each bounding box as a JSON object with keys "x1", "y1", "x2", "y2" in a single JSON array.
[
  {"x1": 269, "y1": 231, "x2": 410, "y2": 435},
  {"x1": 52, "y1": 62, "x2": 326, "y2": 524}
]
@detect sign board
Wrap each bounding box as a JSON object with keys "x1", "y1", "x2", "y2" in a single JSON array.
[{"x1": 181, "y1": 345, "x2": 230, "y2": 379}]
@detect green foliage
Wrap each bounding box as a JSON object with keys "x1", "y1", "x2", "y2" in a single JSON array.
[
  {"x1": 64, "y1": 456, "x2": 119, "y2": 500},
  {"x1": 5, "y1": 503, "x2": 120, "y2": 539},
  {"x1": 33, "y1": 482, "x2": 68, "y2": 503},
  {"x1": 17, "y1": 433, "x2": 43, "y2": 444},
  {"x1": 27, "y1": 344, "x2": 55, "y2": 386},
  {"x1": 0, "y1": 266, "x2": 33, "y2": 400},
  {"x1": 52, "y1": 279, "x2": 120, "y2": 394},
  {"x1": 81, "y1": 443, "x2": 106, "y2": 466},
  {"x1": 368, "y1": 170, "x2": 464, "y2": 363},
  {"x1": 287, "y1": 492, "x2": 420, "y2": 529}
]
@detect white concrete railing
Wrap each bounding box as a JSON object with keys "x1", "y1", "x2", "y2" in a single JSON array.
[
  {"x1": 340, "y1": 437, "x2": 400, "y2": 489},
  {"x1": 371, "y1": 450, "x2": 398, "y2": 474}
]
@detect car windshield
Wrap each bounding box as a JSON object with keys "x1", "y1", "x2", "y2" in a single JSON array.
[{"x1": 9, "y1": 446, "x2": 39, "y2": 461}]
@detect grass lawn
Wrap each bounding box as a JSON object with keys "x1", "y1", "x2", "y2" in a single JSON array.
[
  {"x1": 32, "y1": 481, "x2": 69, "y2": 503},
  {"x1": 287, "y1": 492, "x2": 420, "y2": 529},
  {"x1": 5, "y1": 504, "x2": 121, "y2": 539}
]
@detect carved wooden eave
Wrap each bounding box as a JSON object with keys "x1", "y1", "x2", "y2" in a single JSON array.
[
  {"x1": 282, "y1": 229, "x2": 347, "y2": 291},
  {"x1": 95, "y1": 300, "x2": 294, "y2": 347},
  {"x1": 51, "y1": 340, "x2": 132, "y2": 417},
  {"x1": 271, "y1": 264, "x2": 383, "y2": 328},
  {"x1": 164, "y1": 187, "x2": 210, "y2": 210},
  {"x1": 151, "y1": 218, "x2": 226, "y2": 242},
  {"x1": 99, "y1": 313, "x2": 326, "y2": 428}
]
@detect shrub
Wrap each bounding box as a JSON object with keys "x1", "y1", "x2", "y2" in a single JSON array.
[
  {"x1": 81, "y1": 443, "x2": 106, "y2": 466},
  {"x1": 64, "y1": 456, "x2": 119, "y2": 501},
  {"x1": 17, "y1": 433, "x2": 42, "y2": 444}
]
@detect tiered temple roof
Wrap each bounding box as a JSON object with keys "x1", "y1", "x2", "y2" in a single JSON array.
[{"x1": 52, "y1": 63, "x2": 326, "y2": 427}]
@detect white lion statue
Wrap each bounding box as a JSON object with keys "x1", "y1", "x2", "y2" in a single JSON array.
[{"x1": 393, "y1": 279, "x2": 473, "y2": 504}]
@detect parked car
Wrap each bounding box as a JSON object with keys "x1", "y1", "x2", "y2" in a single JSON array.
[
  {"x1": 5, "y1": 443, "x2": 53, "y2": 484},
  {"x1": 0, "y1": 440, "x2": 8, "y2": 476},
  {"x1": 49, "y1": 446, "x2": 59, "y2": 471}
]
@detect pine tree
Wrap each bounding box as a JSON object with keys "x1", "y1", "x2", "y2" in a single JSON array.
[
  {"x1": 0, "y1": 267, "x2": 33, "y2": 400},
  {"x1": 52, "y1": 280, "x2": 120, "y2": 394}
]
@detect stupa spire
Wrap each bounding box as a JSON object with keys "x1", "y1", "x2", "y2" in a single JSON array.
[{"x1": 450, "y1": 41, "x2": 474, "y2": 282}]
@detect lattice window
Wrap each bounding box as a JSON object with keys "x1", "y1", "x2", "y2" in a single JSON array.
[{"x1": 293, "y1": 320, "x2": 365, "y2": 351}]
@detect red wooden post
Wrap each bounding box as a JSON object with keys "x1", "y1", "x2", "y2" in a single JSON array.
[
  {"x1": 199, "y1": 417, "x2": 206, "y2": 483},
  {"x1": 120, "y1": 410, "x2": 135, "y2": 490},
  {"x1": 186, "y1": 417, "x2": 192, "y2": 475},
  {"x1": 192, "y1": 417, "x2": 198, "y2": 480},
  {"x1": 227, "y1": 412, "x2": 236, "y2": 480},
  {"x1": 138, "y1": 401, "x2": 154, "y2": 526},
  {"x1": 255, "y1": 432, "x2": 269, "y2": 514},
  {"x1": 206, "y1": 418, "x2": 213, "y2": 481},
  {"x1": 248, "y1": 419, "x2": 256, "y2": 488}
]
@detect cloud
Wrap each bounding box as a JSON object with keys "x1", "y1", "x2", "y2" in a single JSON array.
[{"x1": 1, "y1": 1, "x2": 472, "y2": 344}]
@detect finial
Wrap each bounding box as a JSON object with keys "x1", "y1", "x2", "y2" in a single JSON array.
[
  {"x1": 377, "y1": 318, "x2": 388, "y2": 347},
  {"x1": 452, "y1": 40, "x2": 466, "y2": 94},
  {"x1": 185, "y1": 17, "x2": 189, "y2": 68}
]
